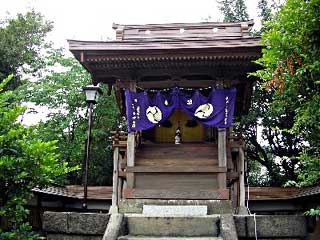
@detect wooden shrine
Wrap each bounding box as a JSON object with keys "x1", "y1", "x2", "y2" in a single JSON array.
[{"x1": 68, "y1": 20, "x2": 262, "y2": 210}]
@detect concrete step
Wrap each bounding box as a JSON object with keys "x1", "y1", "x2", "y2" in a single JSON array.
[
  {"x1": 119, "y1": 236, "x2": 223, "y2": 240},
  {"x1": 125, "y1": 215, "x2": 220, "y2": 237}
]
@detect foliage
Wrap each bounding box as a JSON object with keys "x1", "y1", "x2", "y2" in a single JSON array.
[
  {"x1": 305, "y1": 208, "x2": 320, "y2": 217},
  {"x1": 0, "y1": 10, "x2": 53, "y2": 89},
  {"x1": 18, "y1": 48, "x2": 120, "y2": 185},
  {"x1": 252, "y1": 0, "x2": 320, "y2": 186},
  {"x1": 0, "y1": 75, "x2": 73, "y2": 239},
  {"x1": 256, "y1": 0, "x2": 272, "y2": 34},
  {"x1": 218, "y1": 0, "x2": 249, "y2": 22},
  {"x1": 239, "y1": 76, "x2": 304, "y2": 186},
  {"x1": 247, "y1": 158, "x2": 271, "y2": 186}
]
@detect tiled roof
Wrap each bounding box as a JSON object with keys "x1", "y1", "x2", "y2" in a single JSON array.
[{"x1": 294, "y1": 185, "x2": 320, "y2": 199}]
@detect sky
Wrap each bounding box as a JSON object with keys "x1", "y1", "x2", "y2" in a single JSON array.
[
  {"x1": 1, "y1": 0, "x2": 260, "y2": 49},
  {"x1": 1, "y1": 0, "x2": 260, "y2": 125}
]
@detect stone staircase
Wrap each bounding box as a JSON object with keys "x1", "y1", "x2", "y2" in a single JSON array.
[{"x1": 117, "y1": 214, "x2": 230, "y2": 240}]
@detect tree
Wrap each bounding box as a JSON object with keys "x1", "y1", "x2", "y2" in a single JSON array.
[
  {"x1": 257, "y1": 0, "x2": 272, "y2": 33},
  {"x1": 239, "y1": 77, "x2": 303, "y2": 186},
  {"x1": 218, "y1": 0, "x2": 318, "y2": 186},
  {"x1": 19, "y1": 48, "x2": 120, "y2": 185},
  {"x1": 253, "y1": 0, "x2": 320, "y2": 186},
  {"x1": 0, "y1": 75, "x2": 73, "y2": 239},
  {"x1": 218, "y1": 0, "x2": 249, "y2": 22},
  {"x1": 0, "y1": 10, "x2": 53, "y2": 89}
]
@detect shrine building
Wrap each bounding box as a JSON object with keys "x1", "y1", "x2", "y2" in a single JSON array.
[{"x1": 68, "y1": 20, "x2": 262, "y2": 212}]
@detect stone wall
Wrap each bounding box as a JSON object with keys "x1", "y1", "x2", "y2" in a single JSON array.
[
  {"x1": 43, "y1": 212, "x2": 308, "y2": 240},
  {"x1": 43, "y1": 212, "x2": 109, "y2": 240},
  {"x1": 234, "y1": 215, "x2": 307, "y2": 239}
]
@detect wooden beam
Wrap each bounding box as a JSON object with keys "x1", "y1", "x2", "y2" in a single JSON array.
[
  {"x1": 126, "y1": 166, "x2": 227, "y2": 173},
  {"x1": 123, "y1": 188, "x2": 229, "y2": 200}
]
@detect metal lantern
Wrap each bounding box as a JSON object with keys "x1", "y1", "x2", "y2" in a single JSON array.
[{"x1": 83, "y1": 85, "x2": 102, "y2": 104}]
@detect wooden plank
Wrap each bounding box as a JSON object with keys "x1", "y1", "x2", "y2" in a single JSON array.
[
  {"x1": 135, "y1": 158, "x2": 218, "y2": 167},
  {"x1": 64, "y1": 186, "x2": 112, "y2": 200},
  {"x1": 246, "y1": 187, "x2": 301, "y2": 200},
  {"x1": 123, "y1": 188, "x2": 229, "y2": 200},
  {"x1": 135, "y1": 173, "x2": 218, "y2": 190},
  {"x1": 136, "y1": 151, "x2": 220, "y2": 158},
  {"x1": 127, "y1": 166, "x2": 227, "y2": 173}
]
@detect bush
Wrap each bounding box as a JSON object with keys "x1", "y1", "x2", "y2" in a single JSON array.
[{"x1": 0, "y1": 75, "x2": 75, "y2": 239}]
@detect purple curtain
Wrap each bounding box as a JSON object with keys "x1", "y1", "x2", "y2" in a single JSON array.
[{"x1": 125, "y1": 87, "x2": 236, "y2": 132}]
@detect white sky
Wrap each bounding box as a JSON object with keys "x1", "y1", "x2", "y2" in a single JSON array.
[
  {"x1": 1, "y1": 0, "x2": 260, "y2": 49},
  {"x1": 1, "y1": 0, "x2": 260, "y2": 125}
]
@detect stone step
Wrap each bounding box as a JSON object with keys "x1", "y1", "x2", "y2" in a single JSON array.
[
  {"x1": 119, "y1": 236, "x2": 223, "y2": 240},
  {"x1": 125, "y1": 215, "x2": 220, "y2": 237},
  {"x1": 119, "y1": 199, "x2": 233, "y2": 214},
  {"x1": 142, "y1": 205, "x2": 208, "y2": 216}
]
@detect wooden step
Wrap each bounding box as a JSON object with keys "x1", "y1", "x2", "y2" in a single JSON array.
[
  {"x1": 135, "y1": 158, "x2": 218, "y2": 167},
  {"x1": 127, "y1": 166, "x2": 226, "y2": 173}
]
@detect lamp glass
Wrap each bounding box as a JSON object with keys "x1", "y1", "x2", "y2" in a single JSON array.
[
  {"x1": 83, "y1": 85, "x2": 102, "y2": 103},
  {"x1": 85, "y1": 89, "x2": 98, "y2": 102}
]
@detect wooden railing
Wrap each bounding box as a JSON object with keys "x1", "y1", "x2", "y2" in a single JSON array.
[
  {"x1": 111, "y1": 130, "x2": 141, "y2": 148},
  {"x1": 110, "y1": 130, "x2": 245, "y2": 210},
  {"x1": 110, "y1": 130, "x2": 141, "y2": 212}
]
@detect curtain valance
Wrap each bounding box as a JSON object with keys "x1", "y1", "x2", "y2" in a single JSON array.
[{"x1": 125, "y1": 87, "x2": 236, "y2": 132}]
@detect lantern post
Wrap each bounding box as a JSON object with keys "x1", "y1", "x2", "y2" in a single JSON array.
[{"x1": 82, "y1": 85, "x2": 102, "y2": 210}]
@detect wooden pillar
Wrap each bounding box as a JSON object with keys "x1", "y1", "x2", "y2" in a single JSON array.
[
  {"x1": 218, "y1": 128, "x2": 227, "y2": 189},
  {"x1": 239, "y1": 147, "x2": 246, "y2": 207},
  {"x1": 110, "y1": 146, "x2": 119, "y2": 213},
  {"x1": 117, "y1": 153, "x2": 123, "y2": 204},
  {"x1": 126, "y1": 133, "x2": 135, "y2": 188},
  {"x1": 126, "y1": 81, "x2": 136, "y2": 189}
]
